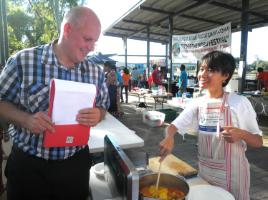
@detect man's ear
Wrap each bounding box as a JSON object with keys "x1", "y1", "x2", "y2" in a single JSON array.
[{"x1": 63, "y1": 23, "x2": 72, "y2": 38}]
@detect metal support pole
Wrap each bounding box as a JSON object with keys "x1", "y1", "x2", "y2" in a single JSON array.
[
  {"x1": 165, "y1": 43, "x2": 168, "y2": 76},
  {"x1": 168, "y1": 15, "x2": 173, "y2": 93},
  {"x1": 146, "y1": 26, "x2": 150, "y2": 78},
  {"x1": 238, "y1": 0, "x2": 249, "y2": 93},
  {"x1": 123, "y1": 37, "x2": 128, "y2": 68},
  {"x1": 0, "y1": 0, "x2": 6, "y2": 66},
  {"x1": 2, "y1": 0, "x2": 8, "y2": 62}
]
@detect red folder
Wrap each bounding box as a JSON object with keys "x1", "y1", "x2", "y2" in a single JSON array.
[{"x1": 43, "y1": 79, "x2": 95, "y2": 148}]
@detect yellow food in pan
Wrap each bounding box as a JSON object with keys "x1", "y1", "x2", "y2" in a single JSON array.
[{"x1": 140, "y1": 185, "x2": 185, "y2": 200}]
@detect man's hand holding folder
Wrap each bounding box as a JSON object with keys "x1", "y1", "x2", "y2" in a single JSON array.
[
  {"x1": 44, "y1": 79, "x2": 97, "y2": 148},
  {"x1": 76, "y1": 107, "x2": 106, "y2": 127}
]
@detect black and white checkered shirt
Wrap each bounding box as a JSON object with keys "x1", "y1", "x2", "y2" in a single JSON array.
[{"x1": 0, "y1": 41, "x2": 109, "y2": 160}]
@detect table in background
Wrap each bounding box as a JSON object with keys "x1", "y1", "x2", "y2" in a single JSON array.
[
  {"x1": 129, "y1": 89, "x2": 149, "y2": 107},
  {"x1": 88, "y1": 113, "x2": 144, "y2": 153},
  {"x1": 167, "y1": 97, "x2": 193, "y2": 110},
  {"x1": 150, "y1": 93, "x2": 173, "y2": 110}
]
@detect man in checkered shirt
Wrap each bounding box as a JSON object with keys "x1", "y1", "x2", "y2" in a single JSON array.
[{"x1": 0, "y1": 6, "x2": 109, "y2": 200}]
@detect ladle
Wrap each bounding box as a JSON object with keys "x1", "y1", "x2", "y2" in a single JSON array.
[{"x1": 155, "y1": 158, "x2": 164, "y2": 197}]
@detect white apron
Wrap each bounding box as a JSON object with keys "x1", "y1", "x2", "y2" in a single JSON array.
[{"x1": 197, "y1": 93, "x2": 250, "y2": 200}]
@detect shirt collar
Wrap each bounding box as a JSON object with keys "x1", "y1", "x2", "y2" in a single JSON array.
[{"x1": 40, "y1": 40, "x2": 85, "y2": 71}]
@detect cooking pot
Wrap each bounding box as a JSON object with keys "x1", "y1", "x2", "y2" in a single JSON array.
[{"x1": 139, "y1": 172, "x2": 189, "y2": 200}]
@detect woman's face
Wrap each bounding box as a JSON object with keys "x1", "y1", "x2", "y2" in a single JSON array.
[
  {"x1": 198, "y1": 61, "x2": 229, "y2": 91},
  {"x1": 104, "y1": 65, "x2": 109, "y2": 72}
]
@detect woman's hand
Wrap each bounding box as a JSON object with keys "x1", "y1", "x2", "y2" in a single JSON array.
[
  {"x1": 221, "y1": 126, "x2": 263, "y2": 148},
  {"x1": 220, "y1": 126, "x2": 243, "y2": 143},
  {"x1": 159, "y1": 136, "x2": 174, "y2": 161},
  {"x1": 159, "y1": 124, "x2": 177, "y2": 161}
]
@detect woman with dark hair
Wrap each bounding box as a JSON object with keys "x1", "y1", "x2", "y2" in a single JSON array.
[
  {"x1": 121, "y1": 67, "x2": 131, "y2": 103},
  {"x1": 104, "y1": 62, "x2": 118, "y2": 115},
  {"x1": 160, "y1": 51, "x2": 263, "y2": 200}
]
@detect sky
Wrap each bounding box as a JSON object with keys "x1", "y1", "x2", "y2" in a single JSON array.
[{"x1": 87, "y1": 0, "x2": 268, "y2": 64}]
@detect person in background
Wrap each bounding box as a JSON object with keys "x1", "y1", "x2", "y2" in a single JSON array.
[
  {"x1": 121, "y1": 67, "x2": 131, "y2": 103},
  {"x1": 104, "y1": 62, "x2": 118, "y2": 116},
  {"x1": 0, "y1": 6, "x2": 109, "y2": 200},
  {"x1": 160, "y1": 51, "x2": 262, "y2": 200},
  {"x1": 114, "y1": 65, "x2": 123, "y2": 117},
  {"x1": 151, "y1": 64, "x2": 162, "y2": 86},
  {"x1": 128, "y1": 72, "x2": 132, "y2": 92},
  {"x1": 131, "y1": 67, "x2": 139, "y2": 89},
  {"x1": 139, "y1": 69, "x2": 147, "y2": 88},
  {"x1": 147, "y1": 73, "x2": 153, "y2": 89},
  {"x1": 256, "y1": 67, "x2": 268, "y2": 91},
  {"x1": 178, "y1": 64, "x2": 188, "y2": 95}
]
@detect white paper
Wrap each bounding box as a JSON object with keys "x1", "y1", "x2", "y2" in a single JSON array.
[{"x1": 51, "y1": 79, "x2": 96, "y2": 125}]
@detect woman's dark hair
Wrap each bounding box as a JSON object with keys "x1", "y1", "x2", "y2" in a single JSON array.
[
  {"x1": 201, "y1": 51, "x2": 236, "y2": 87},
  {"x1": 257, "y1": 67, "x2": 264, "y2": 73},
  {"x1": 152, "y1": 64, "x2": 157, "y2": 69},
  {"x1": 111, "y1": 65, "x2": 116, "y2": 71},
  {"x1": 180, "y1": 64, "x2": 186, "y2": 71},
  {"x1": 123, "y1": 67, "x2": 129, "y2": 74},
  {"x1": 104, "y1": 61, "x2": 112, "y2": 68}
]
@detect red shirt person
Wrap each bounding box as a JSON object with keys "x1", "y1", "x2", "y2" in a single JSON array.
[
  {"x1": 257, "y1": 67, "x2": 268, "y2": 91},
  {"x1": 151, "y1": 64, "x2": 162, "y2": 86}
]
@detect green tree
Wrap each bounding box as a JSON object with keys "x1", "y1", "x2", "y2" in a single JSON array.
[
  {"x1": 7, "y1": 0, "x2": 88, "y2": 56},
  {"x1": 250, "y1": 60, "x2": 268, "y2": 71}
]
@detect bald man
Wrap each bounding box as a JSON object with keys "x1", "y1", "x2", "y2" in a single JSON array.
[{"x1": 0, "y1": 7, "x2": 109, "y2": 200}]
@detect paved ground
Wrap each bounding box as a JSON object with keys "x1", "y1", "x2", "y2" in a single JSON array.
[
  {"x1": 1, "y1": 94, "x2": 268, "y2": 200},
  {"x1": 119, "y1": 94, "x2": 268, "y2": 200}
]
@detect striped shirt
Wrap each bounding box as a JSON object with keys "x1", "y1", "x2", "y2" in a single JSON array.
[{"x1": 0, "y1": 41, "x2": 109, "y2": 160}]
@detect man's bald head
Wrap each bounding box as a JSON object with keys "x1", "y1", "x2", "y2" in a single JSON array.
[
  {"x1": 61, "y1": 6, "x2": 101, "y2": 31},
  {"x1": 56, "y1": 6, "x2": 101, "y2": 67}
]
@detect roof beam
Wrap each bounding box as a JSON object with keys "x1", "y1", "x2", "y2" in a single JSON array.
[
  {"x1": 209, "y1": 1, "x2": 241, "y2": 12},
  {"x1": 123, "y1": 19, "x2": 149, "y2": 26},
  {"x1": 149, "y1": 31, "x2": 169, "y2": 37},
  {"x1": 114, "y1": 26, "x2": 170, "y2": 37},
  {"x1": 128, "y1": 0, "x2": 212, "y2": 39},
  {"x1": 139, "y1": 5, "x2": 173, "y2": 15},
  {"x1": 158, "y1": 25, "x2": 196, "y2": 33},
  {"x1": 123, "y1": 19, "x2": 195, "y2": 34},
  {"x1": 248, "y1": 11, "x2": 268, "y2": 22},
  {"x1": 173, "y1": 0, "x2": 214, "y2": 16},
  {"x1": 180, "y1": 14, "x2": 224, "y2": 25},
  {"x1": 208, "y1": 1, "x2": 268, "y2": 22},
  {"x1": 113, "y1": 26, "x2": 137, "y2": 32},
  {"x1": 105, "y1": 32, "x2": 167, "y2": 44}
]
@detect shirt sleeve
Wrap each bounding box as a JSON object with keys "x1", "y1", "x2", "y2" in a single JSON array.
[
  {"x1": 234, "y1": 95, "x2": 262, "y2": 136},
  {"x1": 171, "y1": 99, "x2": 199, "y2": 134},
  {"x1": 0, "y1": 57, "x2": 21, "y2": 104}
]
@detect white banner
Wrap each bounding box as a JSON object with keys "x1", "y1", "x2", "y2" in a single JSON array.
[{"x1": 172, "y1": 22, "x2": 231, "y2": 60}]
